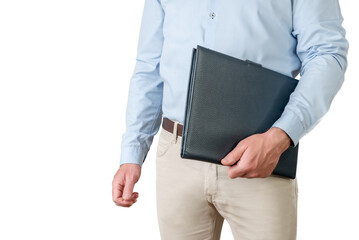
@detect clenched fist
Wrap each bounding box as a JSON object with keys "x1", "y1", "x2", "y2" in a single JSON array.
[{"x1": 112, "y1": 163, "x2": 141, "y2": 207}]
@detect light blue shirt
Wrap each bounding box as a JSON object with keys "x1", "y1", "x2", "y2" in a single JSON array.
[{"x1": 120, "y1": 0, "x2": 349, "y2": 166}]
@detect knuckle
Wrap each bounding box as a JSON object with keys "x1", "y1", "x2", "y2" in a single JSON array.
[
  {"x1": 242, "y1": 165, "x2": 253, "y2": 173},
  {"x1": 126, "y1": 174, "x2": 137, "y2": 182},
  {"x1": 228, "y1": 171, "x2": 236, "y2": 179},
  {"x1": 244, "y1": 167, "x2": 252, "y2": 173},
  {"x1": 237, "y1": 140, "x2": 246, "y2": 147},
  {"x1": 113, "y1": 177, "x2": 122, "y2": 185},
  {"x1": 112, "y1": 178, "x2": 118, "y2": 185},
  {"x1": 226, "y1": 153, "x2": 234, "y2": 161}
]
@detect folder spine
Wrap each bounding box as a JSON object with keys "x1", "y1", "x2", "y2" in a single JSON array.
[{"x1": 181, "y1": 47, "x2": 198, "y2": 157}]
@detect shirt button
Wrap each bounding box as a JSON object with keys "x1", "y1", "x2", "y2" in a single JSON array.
[{"x1": 210, "y1": 12, "x2": 216, "y2": 19}]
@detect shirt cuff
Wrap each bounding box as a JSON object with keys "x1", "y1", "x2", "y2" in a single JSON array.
[
  {"x1": 271, "y1": 110, "x2": 305, "y2": 147},
  {"x1": 120, "y1": 146, "x2": 148, "y2": 167}
]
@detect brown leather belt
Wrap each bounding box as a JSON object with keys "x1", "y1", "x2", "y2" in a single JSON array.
[{"x1": 162, "y1": 117, "x2": 183, "y2": 136}]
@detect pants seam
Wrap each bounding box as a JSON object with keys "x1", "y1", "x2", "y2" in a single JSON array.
[{"x1": 210, "y1": 206, "x2": 222, "y2": 240}]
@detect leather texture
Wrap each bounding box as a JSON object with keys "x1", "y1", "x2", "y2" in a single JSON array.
[{"x1": 181, "y1": 45, "x2": 299, "y2": 179}]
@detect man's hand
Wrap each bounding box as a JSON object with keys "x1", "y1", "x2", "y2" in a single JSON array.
[
  {"x1": 220, "y1": 127, "x2": 291, "y2": 179},
  {"x1": 112, "y1": 163, "x2": 141, "y2": 207}
]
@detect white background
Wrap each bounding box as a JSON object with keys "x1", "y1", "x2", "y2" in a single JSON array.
[{"x1": 0, "y1": 0, "x2": 357, "y2": 239}]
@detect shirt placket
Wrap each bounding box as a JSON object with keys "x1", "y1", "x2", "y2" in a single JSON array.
[{"x1": 204, "y1": 0, "x2": 218, "y2": 49}]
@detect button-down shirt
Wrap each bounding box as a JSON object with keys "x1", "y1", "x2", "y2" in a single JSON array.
[{"x1": 120, "y1": 0, "x2": 349, "y2": 166}]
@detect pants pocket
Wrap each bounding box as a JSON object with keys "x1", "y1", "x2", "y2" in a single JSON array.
[{"x1": 156, "y1": 128, "x2": 172, "y2": 158}]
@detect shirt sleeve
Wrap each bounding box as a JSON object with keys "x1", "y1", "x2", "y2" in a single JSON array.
[
  {"x1": 120, "y1": 0, "x2": 165, "y2": 167},
  {"x1": 271, "y1": 0, "x2": 349, "y2": 147}
]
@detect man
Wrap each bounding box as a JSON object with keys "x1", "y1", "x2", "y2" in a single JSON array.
[{"x1": 112, "y1": 0, "x2": 349, "y2": 239}]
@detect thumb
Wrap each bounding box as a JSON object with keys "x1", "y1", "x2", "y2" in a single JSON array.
[
  {"x1": 221, "y1": 142, "x2": 247, "y2": 166},
  {"x1": 122, "y1": 176, "x2": 135, "y2": 200}
]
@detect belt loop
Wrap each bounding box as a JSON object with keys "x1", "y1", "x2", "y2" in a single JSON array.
[{"x1": 171, "y1": 121, "x2": 178, "y2": 144}]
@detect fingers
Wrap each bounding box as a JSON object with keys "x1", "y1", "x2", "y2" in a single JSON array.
[
  {"x1": 114, "y1": 192, "x2": 139, "y2": 208},
  {"x1": 221, "y1": 141, "x2": 247, "y2": 166},
  {"x1": 226, "y1": 154, "x2": 271, "y2": 179},
  {"x1": 112, "y1": 164, "x2": 142, "y2": 207},
  {"x1": 242, "y1": 172, "x2": 261, "y2": 178},
  {"x1": 112, "y1": 175, "x2": 138, "y2": 207},
  {"x1": 112, "y1": 179, "x2": 124, "y2": 203},
  {"x1": 123, "y1": 176, "x2": 135, "y2": 200},
  {"x1": 223, "y1": 133, "x2": 280, "y2": 179},
  {"x1": 227, "y1": 160, "x2": 253, "y2": 179},
  {"x1": 112, "y1": 179, "x2": 139, "y2": 207},
  {"x1": 226, "y1": 149, "x2": 259, "y2": 178}
]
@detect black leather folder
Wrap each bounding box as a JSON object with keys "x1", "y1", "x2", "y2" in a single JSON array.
[{"x1": 180, "y1": 45, "x2": 299, "y2": 179}]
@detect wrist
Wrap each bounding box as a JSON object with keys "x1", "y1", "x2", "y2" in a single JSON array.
[{"x1": 266, "y1": 127, "x2": 291, "y2": 152}]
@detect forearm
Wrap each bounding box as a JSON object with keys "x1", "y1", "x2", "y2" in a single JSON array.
[
  {"x1": 120, "y1": 0, "x2": 165, "y2": 166},
  {"x1": 272, "y1": 54, "x2": 347, "y2": 146},
  {"x1": 271, "y1": 0, "x2": 349, "y2": 146}
]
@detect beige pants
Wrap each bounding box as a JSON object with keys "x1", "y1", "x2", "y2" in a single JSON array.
[{"x1": 155, "y1": 121, "x2": 298, "y2": 240}]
